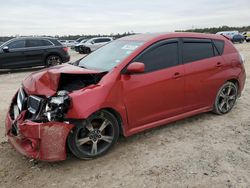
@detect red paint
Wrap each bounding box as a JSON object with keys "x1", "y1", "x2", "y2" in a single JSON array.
[
  {"x1": 6, "y1": 32, "x2": 246, "y2": 161},
  {"x1": 126, "y1": 62, "x2": 145, "y2": 74},
  {"x1": 6, "y1": 111, "x2": 73, "y2": 161}
]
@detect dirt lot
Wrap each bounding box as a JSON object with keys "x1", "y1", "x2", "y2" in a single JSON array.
[{"x1": 0, "y1": 45, "x2": 250, "y2": 188}]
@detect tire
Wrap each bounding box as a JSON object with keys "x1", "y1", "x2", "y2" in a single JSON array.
[
  {"x1": 46, "y1": 55, "x2": 62, "y2": 67},
  {"x1": 85, "y1": 48, "x2": 91, "y2": 54},
  {"x1": 67, "y1": 110, "x2": 119, "y2": 159},
  {"x1": 213, "y1": 82, "x2": 238, "y2": 115},
  {"x1": 240, "y1": 39, "x2": 244, "y2": 43}
]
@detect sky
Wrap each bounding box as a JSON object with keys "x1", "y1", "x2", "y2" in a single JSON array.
[{"x1": 0, "y1": 0, "x2": 249, "y2": 36}]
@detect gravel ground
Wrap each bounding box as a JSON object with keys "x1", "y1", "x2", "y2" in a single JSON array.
[{"x1": 0, "y1": 45, "x2": 249, "y2": 188}]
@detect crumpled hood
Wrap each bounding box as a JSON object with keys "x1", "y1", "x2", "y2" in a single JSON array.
[{"x1": 22, "y1": 64, "x2": 101, "y2": 96}]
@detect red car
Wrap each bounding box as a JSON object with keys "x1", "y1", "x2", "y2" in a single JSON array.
[{"x1": 5, "y1": 32, "x2": 246, "y2": 161}]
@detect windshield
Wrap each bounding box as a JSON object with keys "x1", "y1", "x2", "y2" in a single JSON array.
[{"x1": 78, "y1": 40, "x2": 144, "y2": 71}]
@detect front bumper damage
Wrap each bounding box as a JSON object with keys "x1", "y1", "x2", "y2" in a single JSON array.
[{"x1": 5, "y1": 111, "x2": 74, "y2": 161}]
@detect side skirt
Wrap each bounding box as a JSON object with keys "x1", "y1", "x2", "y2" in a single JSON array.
[{"x1": 125, "y1": 106, "x2": 212, "y2": 136}]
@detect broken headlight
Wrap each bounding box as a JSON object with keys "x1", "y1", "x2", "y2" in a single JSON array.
[{"x1": 46, "y1": 90, "x2": 71, "y2": 121}]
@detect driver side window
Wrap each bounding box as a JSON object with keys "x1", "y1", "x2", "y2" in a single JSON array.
[
  {"x1": 134, "y1": 41, "x2": 179, "y2": 72},
  {"x1": 8, "y1": 40, "x2": 26, "y2": 49}
]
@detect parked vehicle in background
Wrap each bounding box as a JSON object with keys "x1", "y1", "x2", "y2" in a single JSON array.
[
  {"x1": 0, "y1": 37, "x2": 70, "y2": 69},
  {"x1": 231, "y1": 34, "x2": 245, "y2": 43},
  {"x1": 216, "y1": 31, "x2": 239, "y2": 39},
  {"x1": 59, "y1": 40, "x2": 67, "y2": 46},
  {"x1": 79, "y1": 37, "x2": 113, "y2": 54},
  {"x1": 242, "y1": 31, "x2": 250, "y2": 42},
  {"x1": 71, "y1": 37, "x2": 87, "y2": 49},
  {"x1": 5, "y1": 32, "x2": 246, "y2": 161},
  {"x1": 67, "y1": 40, "x2": 76, "y2": 47},
  {"x1": 74, "y1": 39, "x2": 87, "y2": 52},
  {"x1": 59, "y1": 40, "x2": 76, "y2": 47}
]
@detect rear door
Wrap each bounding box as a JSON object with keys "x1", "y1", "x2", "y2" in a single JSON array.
[
  {"x1": 25, "y1": 39, "x2": 54, "y2": 66},
  {"x1": 181, "y1": 38, "x2": 226, "y2": 111},
  {"x1": 0, "y1": 39, "x2": 26, "y2": 69}
]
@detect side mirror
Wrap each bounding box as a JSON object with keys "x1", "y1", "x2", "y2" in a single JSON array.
[
  {"x1": 126, "y1": 62, "x2": 145, "y2": 74},
  {"x1": 91, "y1": 41, "x2": 95, "y2": 44},
  {"x1": 2, "y1": 46, "x2": 9, "y2": 52}
]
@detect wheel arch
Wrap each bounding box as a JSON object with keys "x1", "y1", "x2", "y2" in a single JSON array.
[
  {"x1": 100, "y1": 108, "x2": 125, "y2": 136},
  {"x1": 226, "y1": 78, "x2": 239, "y2": 93}
]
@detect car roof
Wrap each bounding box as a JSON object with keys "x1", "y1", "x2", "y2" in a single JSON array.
[
  {"x1": 12, "y1": 37, "x2": 58, "y2": 41},
  {"x1": 90, "y1": 37, "x2": 113, "y2": 40},
  {"x1": 118, "y1": 32, "x2": 226, "y2": 42}
]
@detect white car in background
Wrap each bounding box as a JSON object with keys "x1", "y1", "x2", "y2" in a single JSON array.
[
  {"x1": 59, "y1": 40, "x2": 76, "y2": 47},
  {"x1": 78, "y1": 37, "x2": 113, "y2": 54},
  {"x1": 74, "y1": 39, "x2": 88, "y2": 52}
]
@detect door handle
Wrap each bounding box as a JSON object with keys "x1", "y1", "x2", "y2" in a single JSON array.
[
  {"x1": 172, "y1": 72, "x2": 182, "y2": 79},
  {"x1": 216, "y1": 62, "x2": 222, "y2": 67}
]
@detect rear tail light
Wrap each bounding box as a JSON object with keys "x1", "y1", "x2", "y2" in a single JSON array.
[{"x1": 63, "y1": 47, "x2": 68, "y2": 53}]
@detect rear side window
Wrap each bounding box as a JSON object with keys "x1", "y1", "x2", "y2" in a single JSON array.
[
  {"x1": 26, "y1": 39, "x2": 52, "y2": 47},
  {"x1": 213, "y1": 40, "x2": 225, "y2": 55},
  {"x1": 50, "y1": 39, "x2": 62, "y2": 46},
  {"x1": 94, "y1": 38, "x2": 111, "y2": 43},
  {"x1": 183, "y1": 40, "x2": 214, "y2": 63},
  {"x1": 134, "y1": 41, "x2": 179, "y2": 72},
  {"x1": 8, "y1": 40, "x2": 25, "y2": 49}
]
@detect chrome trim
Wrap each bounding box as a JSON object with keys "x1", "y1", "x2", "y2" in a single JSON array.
[{"x1": 17, "y1": 88, "x2": 25, "y2": 111}]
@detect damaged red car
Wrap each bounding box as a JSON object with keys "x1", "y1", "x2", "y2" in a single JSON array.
[{"x1": 5, "y1": 32, "x2": 246, "y2": 161}]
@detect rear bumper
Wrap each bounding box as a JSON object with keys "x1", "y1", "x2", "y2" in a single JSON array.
[
  {"x1": 5, "y1": 111, "x2": 74, "y2": 162},
  {"x1": 238, "y1": 64, "x2": 246, "y2": 95}
]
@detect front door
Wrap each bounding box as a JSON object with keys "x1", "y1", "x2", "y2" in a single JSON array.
[
  {"x1": 0, "y1": 39, "x2": 27, "y2": 69},
  {"x1": 121, "y1": 39, "x2": 185, "y2": 130}
]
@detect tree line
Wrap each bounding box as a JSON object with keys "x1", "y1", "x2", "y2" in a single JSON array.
[
  {"x1": 0, "y1": 32, "x2": 134, "y2": 42},
  {"x1": 1, "y1": 26, "x2": 250, "y2": 42},
  {"x1": 175, "y1": 25, "x2": 250, "y2": 34}
]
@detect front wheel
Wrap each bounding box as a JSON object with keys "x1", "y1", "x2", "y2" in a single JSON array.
[
  {"x1": 67, "y1": 110, "x2": 119, "y2": 159},
  {"x1": 213, "y1": 82, "x2": 238, "y2": 115},
  {"x1": 85, "y1": 48, "x2": 91, "y2": 54}
]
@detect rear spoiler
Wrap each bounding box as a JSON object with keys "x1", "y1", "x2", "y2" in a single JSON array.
[{"x1": 220, "y1": 34, "x2": 231, "y2": 41}]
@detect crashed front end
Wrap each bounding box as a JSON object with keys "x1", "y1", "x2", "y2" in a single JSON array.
[
  {"x1": 5, "y1": 88, "x2": 74, "y2": 161},
  {"x1": 5, "y1": 64, "x2": 107, "y2": 161}
]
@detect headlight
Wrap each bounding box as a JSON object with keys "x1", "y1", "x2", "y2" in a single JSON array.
[
  {"x1": 45, "y1": 90, "x2": 71, "y2": 121},
  {"x1": 50, "y1": 96, "x2": 65, "y2": 105}
]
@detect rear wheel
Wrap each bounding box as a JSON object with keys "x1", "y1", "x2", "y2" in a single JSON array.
[
  {"x1": 213, "y1": 82, "x2": 238, "y2": 115},
  {"x1": 46, "y1": 55, "x2": 62, "y2": 67},
  {"x1": 67, "y1": 110, "x2": 119, "y2": 159}
]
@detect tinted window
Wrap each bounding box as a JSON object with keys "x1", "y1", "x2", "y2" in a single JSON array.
[
  {"x1": 213, "y1": 40, "x2": 224, "y2": 55},
  {"x1": 26, "y1": 39, "x2": 52, "y2": 47},
  {"x1": 135, "y1": 42, "x2": 179, "y2": 72},
  {"x1": 50, "y1": 39, "x2": 62, "y2": 46},
  {"x1": 94, "y1": 38, "x2": 111, "y2": 43},
  {"x1": 183, "y1": 41, "x2": 214, "y2": 63},
  {"x1": 8, "y1": 40, "x2": 25, "y2": 49}
]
